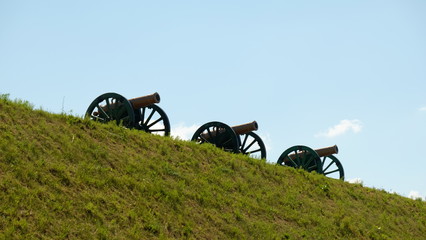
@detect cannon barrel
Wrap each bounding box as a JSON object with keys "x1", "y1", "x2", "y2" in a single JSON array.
[
  {"x1": 96, "y1": 92, "x2": 160, "y2": 114},
  {"x1": 314, "y1": 145, "x2": 338, "y2": 157},
  {"x1": 287, "y1": 145, "x2": 338, "y2": 160},
  {"x1": 201, "y1": 121, "x2": 258, "y2": 139},
  {"x1": 231, "y1": 121, "x2": 258, "y2": 135},
  {"x1": 128, "y1": 92, "x2": 160, "y2": 109}
]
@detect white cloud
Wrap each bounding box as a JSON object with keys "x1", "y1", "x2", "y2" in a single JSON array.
[
  {"x1": 171, "y1": 123, "x2": 201, "y2": 140},
  {"x1": 419, "y1": 107, "x2": 426, "y2": 112},
  {"x1": 347, "y1": 178, "x2": 363, "y2": 185},
  {"x1": 315, "y1": 119, "x2": 363, "y2": 138},
  {"x1": 408, "y1": 191, "x2": 425, "y2": 201}
]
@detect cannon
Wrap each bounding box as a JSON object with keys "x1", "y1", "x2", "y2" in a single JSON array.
[
  {"x1": 277, "y1": 145, "x2": 344, "y2": 180},
  {"x1": 191, "y1": 121, "x2": 267, "y2": 159},
  {"x1": 85, "y1": 92, "x2": 171, "y2": 136}
]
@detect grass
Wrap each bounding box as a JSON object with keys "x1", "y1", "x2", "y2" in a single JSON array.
[{"x1": 0, "y1": 94, "x2": 425, "y2": 239}]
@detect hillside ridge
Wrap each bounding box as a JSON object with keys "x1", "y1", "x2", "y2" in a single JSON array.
[{"x1": 1, "y1": 95, "x2": 425, "y2": 239}]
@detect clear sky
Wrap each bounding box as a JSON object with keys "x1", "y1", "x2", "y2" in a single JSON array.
[{"x1": 1, "y1": 1, "x2": 425, "y2": 200}]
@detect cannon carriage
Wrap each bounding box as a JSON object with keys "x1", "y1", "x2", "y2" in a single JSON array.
[
  {"x1": 277, "y1": 145, "x2": 345, "y2": 180},
  {"x1": 191, "y1": 121, "x2": 267, "y2": 159},
  {"x1": 85, "y1": 92, "x2": 171, "y2": 136}
]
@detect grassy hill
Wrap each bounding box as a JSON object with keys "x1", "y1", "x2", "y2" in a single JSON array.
[{"x1": 1, "y1": 94, "x2": 425, "y2": 239}]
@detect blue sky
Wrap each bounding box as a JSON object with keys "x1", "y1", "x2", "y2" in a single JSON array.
[{"x1": 1, "y1": 1, "x2": 425, "y2": 200}]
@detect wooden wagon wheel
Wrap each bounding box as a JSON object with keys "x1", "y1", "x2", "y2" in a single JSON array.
[
  {"x1": 321, "y1": 154, "x2": 345, "y2": 180},
  {"x1": 191, "y1": 121, "x2": 240, "y2": 154},
  {"x1": 277, "y1": 145, "x2": 322, "y2": 173},
  {"x1": 133, "y1": 104, "x2": 171, "y2": 136},
  {"x1": 85, "y1": 92, "x2": 135, "y2": 128},
  {"x1": 239, "y1": 132, "x2": 267, "y2": 159}
]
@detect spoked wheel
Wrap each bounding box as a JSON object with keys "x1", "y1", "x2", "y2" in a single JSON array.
[
  {"x1": 239, "y1": 132, "x2": 267, "y2": 159},
  {"x1": 321, "y1": 155, "x2": 345, "y2": 180},
  {"x1": 133, "y1": 104, "x2": 171, "y2": 136},
  {"x1": 191, "y1": 121, "x2": 240, "y2": 153},
  {"x1": 277, "y1": 145, "x2": 322, "y2": 173},
  {"x1": 85, "y1": 92, "x2": 135, "y2": 127}
]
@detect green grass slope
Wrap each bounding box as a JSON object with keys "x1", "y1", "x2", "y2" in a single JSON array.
[{"x1": 1, "y1": 95, "x2": 425, "y2": 240}]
